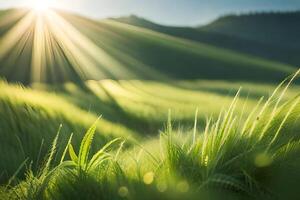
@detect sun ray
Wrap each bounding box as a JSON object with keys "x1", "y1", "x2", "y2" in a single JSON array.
[
  {"x1": 1, "y1": 25, "x2": 33, "y2": 81},
  {"x1": 45, "y1": 11, "x2": 135, "y2": 78},
  {"x1": 60, "y1": 14, "x2": 165, "y2": 79},
  {"x1": 0, "y1": 9, "x2": 28, "y2": 28},
  {"x1": 0, "y1": 12, "x2": 34, "y2": 60},
  {"x1": 31, "y1": 14, "x2": 47, "y2": 82},
  {"x1": 0, "y1": 8, "x2": 154, "y2": 84}
]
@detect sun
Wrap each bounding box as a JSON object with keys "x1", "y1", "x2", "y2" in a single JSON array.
[
  {"x1": 34, "y1": 3, "x2": 49, "y2": 12},
  {"x1": 31, "y1": 0, "x2": 51, "y2": 12}
]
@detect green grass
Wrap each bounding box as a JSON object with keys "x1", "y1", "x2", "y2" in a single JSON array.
[
  {"x1": 0, "y1": 80, "x2": 138, "y2": 182},
  {"x1": 0, "y1": 77, "x2": 299, "y2": 184},
  {"x1": 1, "y1": 74, "x2": 300, "y2": 199}
]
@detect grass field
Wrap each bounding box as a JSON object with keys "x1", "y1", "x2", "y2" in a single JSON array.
[
  {"x1": 1, "y1": 7, "x2": 300, "y2": 200},
  {"x1": 0, "y1": 76, "x2": 300, "y2": 199},
  {"x1": 0, "y1": 75, "x2": 300, "y2": 199}
]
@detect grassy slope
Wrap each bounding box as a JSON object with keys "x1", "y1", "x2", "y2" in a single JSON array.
[
  {"x1": 0, "y1": 9, "x2": 296, "y2": 84},
  {"x1": 113, "y1": 14, "x2": 300, "y2": 66},
  {"x1": 0, "y1": 80, "x2": 138, "y2": 182},
  {"x1": 0, "y1": 78, "x2": 299, "y2": 183},
  {"x1": 1, "y1": 79, "x2": 300, "y2": 200},
  {"x1": 63, "y1": 13, "x2": 295, "y2": 81}
]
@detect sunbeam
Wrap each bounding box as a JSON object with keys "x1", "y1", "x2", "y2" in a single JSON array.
[
  {"x1": 31, "y1": 14, "x2": 47, "y2": 82},
  {"x1": 0, "y1": 9, "x2": 139, "y2": 84},
  {"x1": 0, "y1": 4, "x2": 182, "y2": 85},
  {"x1": 45, "y1": 10, "x2": 135, "y2": 79},
  {"x1": 0, "y1": 12, "x2": 34, "y2": 60}
]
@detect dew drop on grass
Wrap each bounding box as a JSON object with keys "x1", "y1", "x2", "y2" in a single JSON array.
[
  {"x1": 156, "y1": 182, "x2": 168, "y2": 192},
  {"x1": 143, "y1": 171, "x2": 154, "y2": 185},
  {"x1": 177, "y1": 180, "x2": 189, "y2": 193},
  {"x1": 118, "y1": 186, "x2": 129, "y2": 197},
  {"x1": 255, "y1": 153, "x2": 273, "y2": 167},
  {"x1": 204, "y1": 155, "x2": 209, "y2": 166}
]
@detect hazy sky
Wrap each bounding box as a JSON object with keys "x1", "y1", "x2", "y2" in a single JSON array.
[{"x1": 2, "y1": 0, "x2": 300, "y2": 26}]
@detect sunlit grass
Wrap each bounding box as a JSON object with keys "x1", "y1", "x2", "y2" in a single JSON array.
[
  {"x1": 1, "y1": 73, "x2": 300, "y2": 199},
  {"x1": 1, "y1": 76, "x2": 298, "y2": 184},
  {"x1": 86, "y1": 79, "x2": 300, "y2": 127},
  {"x1": 0, "y1": 80, "x2": 138, "y2": 182}
]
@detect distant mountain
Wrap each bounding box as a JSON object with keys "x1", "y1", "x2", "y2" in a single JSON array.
[
  {"x1": 113, "y1": 13, "x2": 300, "y2": 67},
  {"x1": 201, "y1": 11, "x2": 300, "y2": 49},
  {"x1": 0, "y1": 9, "x2": 296, "y2": 84}
]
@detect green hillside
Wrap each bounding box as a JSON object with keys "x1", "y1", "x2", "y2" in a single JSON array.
[
  {"x1": 1, "y1": 77, "x2": 299, "y2": 182},
  {"x1": 114, "y1": 14, "x2": 300, "y2": 66},
  {"x1": 1, "y1": 77, "x2": 300, "y2": 199},
  {"x1": 0, "y1": 9, "x2": 296, "y2": 84}
]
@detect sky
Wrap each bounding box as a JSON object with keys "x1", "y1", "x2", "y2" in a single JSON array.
[{"x1": 1, "y1": 0, "x2": 300, "y2": 26}]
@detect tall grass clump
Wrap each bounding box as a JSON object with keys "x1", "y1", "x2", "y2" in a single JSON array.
[
  {"x1": 162, "y1": 70, "x2": 300, "y2": 199},
  {"x1": 0, "y1": 80, "x2": 137, "y2": 183}
]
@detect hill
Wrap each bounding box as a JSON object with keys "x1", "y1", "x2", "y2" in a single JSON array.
[
  {"x1": 114, "y1": 14, "x2": 300, "y2": 67},
  {"x1": 201, "y1": 11, "x2": 300, "y2": 49},
  {"x1": 0, "y1": 9, "x2": 296, "y2": 84}
]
